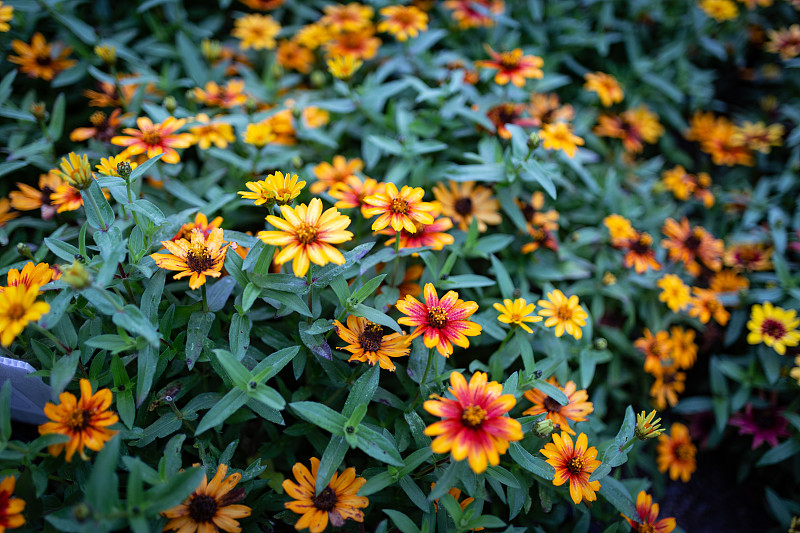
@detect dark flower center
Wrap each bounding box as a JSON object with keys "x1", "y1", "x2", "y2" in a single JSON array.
[
  {"x1": 761, "y1": 318, "x2": 787, "y2": 340},
  {"x1": 36, "y1": 55, "x2": 53, "y2": 66},
  {"x1": 358, "y1": 322, "x2": 384, "y2": 352},
  {"x1": 65, "y1": 408, "x2": 91, "y2": 431},
  {"x1": 296, "y1": 223, "x2": 318, "y2": 244},
  {"x1": 630, "y1": 238, "x2": 650, "y2": 255},
  {"x1": 499, "y1": 52, "x2": 520, "y2": 70},
  {"x1": 188, "y1": 494, "x2": 218, "y2": 523},
  {"x1": 41, "y1": 186, "x2": 55, "y2": 205},
  {"x1": 312, "y1": 487, "x2": 338, "y2": 512},
  {"x1": 684, "y1": 231, "x2": 703, "y2": 251},
  {"x1": 427, "y1": 307, "x2": 448, "y2": 329},
  {"x1": 186, "y1": 247, "x2": 214, "y2": 273},
  {"x1": 674, "y1": 443, "x2": 693, "y2": 461},
  {"x1": 391, "y1": 197, "x2": 409, "y2": 214},
  {"x1": 461, "y1": 405, "x2": 487, "y2": 428},
  {"x1": 90, "y1": 111, "x2": 108, "y2": 126},
  {"x1": 567, "y1": 457, "x2": 584, "y2": 474},
  {"x1": 543, "y1": 396, "x2": 564, "y2": 413},
  {"x1": 141, "y1": 129, "x2": 162, "y2": 145},
  {"x1": 521, "y1": 203, "x2": 535, "y2": 222},
  {"x1": 454, "y1": 197, "x2": 473, "y2": 216},
  {"x1": 637, "y1": 524, "x2": 656, "y2": 533}
]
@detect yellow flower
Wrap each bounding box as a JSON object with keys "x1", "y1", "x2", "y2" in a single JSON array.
[
  {"x1": 150, "y1": 228, "x2": 229, "y2": 289},
  {"x1": 699, "y1": 0, "x2": 739, "y2": 21},
  {"x1": 635, "y1": 410, "x2": 665, "y2": 440},
  {"x1": 265, "y1": 171, "x2": 306, "y2": 205},
  {"x1": 302, "y1": 107, "x2": 330, "y2": 129},
  {"x1": 657, "y1": 423, "x2": 696, "y2": 482},
  {"x1": 657, "y1": 274, "x2": 691, "y2": 313},
  {"x1": 493, "y1": 298, "x2": 541, "y2": 333},
  {"x1": 327, "y1": 54, "x2": 363, "y2": 79},
  {"x1": 239, "y1": 180, "x2": 275, "y2": 207},
  {"x1": 3, "y1": 262, "x2": 59, "y2": 292},
  {"x1": 746, "y1": 302, "x2": 800, "y2": 355},
  {"x1": 363, "y1": 183, "x2": 435, "y2": 233},
  {"x1": 243, "y1": 121, "x2": 276, "y2": 147},
  {"x1": 377, "y1": 5, "x2": 429, "y2": 41},
  {"x1": 731, "y1": 121, "x2": 784, "y2": 154},
  {"x1": 0, "y1": 198, "x2": 17, "y2": 228},
  {"x1": 603, "y1": 214, "x2": 637, "y2": 244},
  {"x1": 790, "y1": 356, "x2": 800, "y2": 386},
  {"x1": 0, "y1": 284, "x2": 50, "y2": 347},
  {"x1": 321, "y1": 2, "x2": 374, "y2": 33},
  {"x1": 539, "y1": 122, "x2": 584, "y2": 157},
  {"x1": 333, "y1": 316, "x2": 410, "y2": 371},
  {"x1": 687, "y1": 287, "x2": 729, "y2": 325},
  {"x1": 537, "y1": 290, "x2": 588, "y2": 339},
  {"x1": 258, "y1": 198, "x2": 353, "y2": 277},
  {"x1": 233, "y1": 13, "x2": 280, "y2": 50},
  {"x1": 432, "y1": 181, "x2": 501, "y2": 232},
  {"x1": 53, "y1": 152, "x2": 94, "y2": 190},
  {"x1": 0, "y1": 1, "x2": 14, "y2": 33},
  {"x1": 95, "y1": 154, "x2": 138, "y2": 177},
  {"x1": 296, "y1": 22, "x2": 332, "y2": 50},
  {"x1": 189, "y1": 113, "x2": 235, "y2": 150},
  {"x1": 93, "y1": 43, "x2": 116, "y2": 64},
  {"x1": 583, "y1": 71, "x2": 624, "y2": 107},
  {"x1": 38, "y1": 379, "x2": 119, "y2": 461}
]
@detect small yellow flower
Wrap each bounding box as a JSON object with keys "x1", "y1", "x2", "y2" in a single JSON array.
[
  {"x1": 189, "y1": 113, "x2": 235, "y2": 150},
  {"x1": 53, "y1": 152, "x2": 94, "y2": 190},
  {"x1": 539, "y1": 122, "x2": 584, "y2": 157},
  {"x1": 790, "y1": 356, "x2": 800, "y2": 386},
  {"x1": 699, "y1": 0, "x2": 739, "y2": 21},
  {"x1": 265, "y1": 171, "x2": 306, "y2": 205},
  {"x1": 635, "y1": 410, "x2": 665, "y2": 440},
  {"x1": 493, "y1": 298, "x2": 541, "y2": 333},
  {"x1": 657, "y1": 274, "x2": 691, "y2": 313},
  {"x1": 327, "y1": 54, "x2": 363, "y2": 79},
  {"x1": 603, "y1": 214, "x2": 636, "y2": 244},
  {"x1": 95, "y1": 154, "x2": 138, "y2": 177},
  {"x1": 583, "y1": 71, "x2": 624, "y2": 107},
  {"x1": 233, "y1": 13, "x2": 280, "y2": 50},
  {"x1": 746, "y1": 302, "x2": 800, "y2": 355},
  {"x1": 94, "y1": 43, "x2": 116, "y2": 64},
  {"x1": 243, "y1": 121, "x2": 276, "y2": 147},
  {"x1": 377, "y1": 5, "x2": 429, "y2": 42},
  {"x1": 537, "y1": 290, "x2": 588, "y2": 339},
  {"x1": 0, "y1": 1, "x2": 14, "y2": 33},
  {"x1": 0, "y1": 284, "x2": 50, "y2": 347}
]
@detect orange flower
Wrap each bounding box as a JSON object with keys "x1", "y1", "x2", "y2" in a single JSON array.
[
  {"x1": 38, "y1": 379, "x2": 119, "y2": 462},
  {"x1": 539, "y1": 122, "x2": 584, "y2": 158},
  {"x1": 622, "y1": 491, "x2": 676, "y2": 533},
  {"x1": 621, "y1": 232, "x2": 660, "y2": 274},
  {"x1": 277, "y1": 39, "x2": 314, "y2": 73},
  {"x1": 70, "y1": 109, "x2": 127, "y2": 143},
  {"x1": 312, "y1": 156, "x2": 364, "y2": 194},
  {"x1": 150, "y1": 228, "x2": 229, "y2": 289},
  {"x1": 111, "y1": 117, "x2": 194, "y2": 164},
  {"x1": 724, "y1": 242, "x2": 772, "y2": 272},
  {"x1": 192, "y1": 79, "x2": 248, "y2": 109},
  {"x1": 443, "y1": 0, "x2": 505, "y2": 28},
  {"x1": 656, "y1": 423, "x2": 696, "y2": 482},
  {"x1": 709, "y1": 269, "x2": 749, "y2": 293},
  {"x1": 4, "y1": 262, "x2": 59, "y2": 291},
  {"x1": 8, "y1": 32, "x2": 76, "y2": 81},
  {"x1": 649, "y1": 366, "x2": 686, "y2": 410},
  {"x1": 635, "y1": 329, "x2": 673, "y2": 375},
  {"x1": 670, "y1": 326, "x2": 697, "y2": 370},
  {"x1": 583, "y1": 72, "x2": 624, "y2": 107},
  {"x1": 233, "y1": 13, "x2": 280, "y2": 50},
  {"x1": 424, "y1": 371, "x2": 522, "y2": 473},
  {"x1": 523, "y1": 378, "x2": 593, "y2": 435},
  {"x1": 765, "y1": 24, "x2": 800, "y2": 60},
  {"x1": 476, "y1": 45, "x2": 544, "y2": 87},
  {"x1": 378, "y1": 5, "x2": 428, "y2": 41},
  {"x1": 432, "y1": 181, "x2": 501, "y2": 232},
  {"x1": 325, "y1": 30, "x2": 381, "y2": 60},
  {"x1": 9, "y1": 172, "x2": 69, "y2": 219},
  {"x1": 657, "y1": 274, "x2": 691, "y2": 313},
  {"x1": 661, "y1": 217, "x2": 723, "y2": 275},
  {"x1": 329, "y1": 176, "x2": 384, "y2": 217},
  {"x1": 528, "y1": 93, "x2": 575, "y2": 126},
  {"x1": 396, "y1": 283, "x2": 481, "y2": 357},
  {"x1": 595, "y1": 106, "x2": 663, "y2": 153},
  {"x1": 0, "y1": 476, "x2": 25, "y2": 531},
  {"x1": 688, "y1": 287, "x2": 729, "y2": 325},
  {"x1": 0, "y1": 198, "x2": 17, "y2": 228},
  {"x1": 333, "y1": 316, "x2": 410, "y2": 371},
  {"x1": 171, "y1": 212, "x2": 223, "y2": 242},
  {"x1": 539, "y1": 432, "x2": 601, "y2": 505},
  {"x1": 363, "y1": 183, "x2": 435, "y2": 233},
  {"x1": 321, "y1": 2, "x2": 374, "y2": 33}
]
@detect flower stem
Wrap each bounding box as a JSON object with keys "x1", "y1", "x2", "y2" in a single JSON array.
[
  {"x1": 496, "y1": 328, "x2": 514, "y2": 353},
  {"x1": 31, "y1": 324, "x2": 69, "y2": 354},
  {"x1": 201, "y1": 283, "x2": 209, "y2": 313},
  {"x1": 84, "y1": 186, "x2": 108, "y2": 232},
  {"x1": 124, "y1": 176, "x2": 141, "y2": 227}
]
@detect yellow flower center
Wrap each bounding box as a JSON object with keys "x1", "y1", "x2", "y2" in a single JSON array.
[
  {"x1": 312, "y1": 486, "x2": 338, "y2": 512},
  {"x1": 358, "y1": 322, "x2": 384, "y2": 352},
  {"x1": 674, "y1": 443, "x2": 693, "y2": 461},
  {"x1": 567, "y1": 457, "x2": 584, "y2": 474},
  {"x1": 296, "y1": 223, "x2": 318, "y2": 244},
  {"x1": 186, "y1": 243, "x2": 213, "y2": 273},
  {"x1": 427, "y1": 307, "x2": 448, "y2": 329},
  {"x1": 141, "y1": 128, "x2": 162, "y2": 146},
  {"x1": 499, "y1": 50, "x2": 521, "y2": 70},
  {"x1": 461, "y1": 405, "x2": 487, "y2": 428},
  {"x1": 188, "y1": 494, "x2": 218, "y2": 523},
  {"x1": 5, "y1": 302, "x2": 26, "y2": 321},
  {"x1": 637, "y1": 524, "x2": 657, "y2": 533},
  {"x1": 556, "y1": 305, "x2": 573, "y2": 322},
  {"x1": 761, "y1": 318, "x2": 787, "y2": 341},
  {"x1": 391, "y1": 197, "x2": 409, "y2": 214},
  {"x1": 89, "y1": 111, "x2": 107, "y2": 126}
]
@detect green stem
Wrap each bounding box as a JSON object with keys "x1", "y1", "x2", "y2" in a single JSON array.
[
  {"x1": 496, "y1": 328, "x2": 515, "y2": 353},
  {"x1": 620, "y1": 438, "x2": 637, "y2": 453},
  {"x1": 201, "y1": 283, "x2": 209, "y2": 313},
  {"x1": 84, "y1": 186, "x2": 108, "y2": 232},
  {"x1": 31, "y1": 324, "x2": 69, "y2": 354},
  {"x1": 117, "y1": 264, "x2": 136, "y2": 303},
  {"x1": 125, "y1": 176, "x2": 141, "y2": 227}
]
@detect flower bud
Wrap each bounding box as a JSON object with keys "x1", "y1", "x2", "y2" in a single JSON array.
[
  {"x1": 201, "y1": 39, "x2": 223, "y2": 63},
  {"x1": 310, "y1": 70, "x2": 326, "y2": 88},
  {"x1": 94, "y1": 44, "x2": 116, "y2": 66},
  {"x1": 635, "y1": 409, "x2": 665, "y2": 440},
  {"x1": 163, "y1": 96, "x2": 177, "y2": 115},
  {"x1": 16, "y1": 243, "x2": 33, "y2": 260},
  {"x1": 594, "y1": 337, "x2": 608, "y2": 350},
  {"x1": 532, "y1": 418, "x2": 555, "y2": 439},
  {"x1": 73, "y1": 503, "x2": 91, "y2": 521},
  {"x1": 117, "y1": 161, "x2": 133, "y2": 179},
  {"x1": 291, "y1": 156, "x2": 304, "y2": 169},
  {"x1": 528, "y1": 131, "x2": 541, "y2": 149},
  {"x1": 61, "y1": 260, "x2": 92, "y2": 290},
  {"x1": 29, "y1": 102, "x2": 46, "y2": 122},
  {"x1": 54, "y1": 152, "x2": 94, "y2": 190}
]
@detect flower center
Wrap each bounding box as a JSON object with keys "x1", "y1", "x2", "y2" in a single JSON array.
[
  {"x1": 461, "y1": 405, "x2": 487, "y2": 428},
  {"x1": 454, "y1": 197, "x2": 473, "y2": 216},
  {"x1": 761, "y1": 318, "x2": 787, "y2": 340},
  {"x1": 5, "y1": 303, "x2": 26, "y2": 322},
  {"x1": 296, "y1": 223, "x2": 318, "y2": 244},
  {"x1": 637, "y1": 524, "x2": 657, "y2": 533},
  {"x1": 684, "y1": 230, "x2": 703, "y2": 251},
  {"x1": 36, "y1": 55, "x2": 53, "y2": 66},
  {"x1": 188, "y1": 494, "x2": 218, "y2": 523},
  {"x1": 186, "y1": 245, "x2": 214, "y2": 273},
  {"x1": 41, "y1": 186, "x2": 55, "y2": 205},
  {"x1": 543, "y1": 396, "x2": 564, "y2": 413},
  {"x1": 674, "y1": 443, "x2": 693, "y2": 461},
  {"x1": 567, "y1": 457, "x2": 584, "y2": 474},
  {"x1": 521, "y1": 203, "x2": 535, "y2": 222},
  {"x1": 141, "y1": 129, "x2": 162, "y2": 145},
  {"x1": 499, "y1": 51, "x2": 521, "y2": 70},
  {"x1": 556, "y1": 305, "x2": 573, "y2": 321},
  {"x1": 358, "y1": 322, "x2": 384, "y2": 352},
  {"x1": 427, "y1": 307, "x2": 448, "y2": 329},
  {"x1": 630, "y1": 237, "x2": 651, "y2": 255},
  {"x1": 391, "y1": 197, "x2": 409, "y2": 214},
  {"x1": 65, "y1": 408, "x2": 90, "y2": 431},
  {"x1": 90, "y1": 111, "x2": 107, "y2": 126},
  {"x1": 312, "y1": 486, "x2": 338, "y2": 512}
]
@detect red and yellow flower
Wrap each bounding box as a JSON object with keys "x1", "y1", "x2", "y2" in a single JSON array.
[
  {"x1": 746, "y1": 302, "x2": 800, "y2": 355},
  {"x1": 150, "y1": 228, "x2": 229, "y2": 289},
  {"x1": 523, "y1": 378, "x2": 593, "y2": 435},
  {"x1": 424, "y1": 371, "x2": 522, "y2": 473},
  {"x1": 540, "y1": 432, "x2": 601, "y2": 505},
  {"x1": 656, "y1": 423, "x2": 696, "y2": 482},
  {"x1": 111, "y1": 117, "x2": 194, "y2": 164},
  {"x1": 622, "y1": 491, "x2": 676, "y2": 533},
  {"x1": 476, "y1": 45, "x2": 544, "y2": 87},
  {"x1": 333, "y1": 316, "x2": 410, "y2": 371},
  {"x1": 378, "y1": 5, "x2": 428, "y2": 41},
  {"x1": 0, "y1": 476, "x2": 25, "y2": 531},
  {"x1": 364, "y1": 183, "x2": 435, "y2": 233}
]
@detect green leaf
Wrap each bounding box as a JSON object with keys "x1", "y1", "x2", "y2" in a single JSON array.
[
  {"x1": 86, "y1": 435, "x2": 120, "y2": 513},
  {"x1": 352, "y1": 274, "x2": 387, "y2": 304},
  {"x1": 485, "y1": 465, "x2": 521, "y2": 488},
  {"x1": 81, "y1": 180, "x2": 115, "y2": 230},
  {"x1": 112, "y1": 305, "x2": 160, "y2": 347},
  {"x1": 355, "y1": 425, "x2": 404, "y2": 466},
  {"x1": 439, "y1": 493, "x2": 463, "y2": 523},
  {"x1": 214, "y1": 349, "x2": 253, "y2": 388},
  {"x1": 48, "y1": 94, "x2": 66, "y2": 141},
  {"x1": 508, "y1": 442, "x2": 555, "y2": 480},
  {"x1": 290, "y1": 401, "x2": 347, "y2": 435},
  {"x1": 353, "y1": 303, "x2": 401, "y2": 332},
  {"x1": 128, "y1": 153, "x2": 164, "y2": 183},
  {"x1": 195, "y1": 389, "x2": 249, "y2": 435},
  {"x1": 248, "y1": 383, "x2": 285, "y2": 410},
  {"x1": 127, "y1": 199, "x2": 167, "y2": 226},
  {"x1": 343, "y1": 364, "x2": 379, "y2": 417},
  {"x1": 531, "y1": 378, "x2": 568, "y2": 406},
  {"x1": 44, "y1": 237, "x2": 81, "y2": 262},
  {"x1": 146, "y1": 467, "x2": 205, "y2": 514},
  {"x1": 0, "y1": 382, "x2": 11, "y2": 442},
  {"x1": 316, "y1": 436, "x2": 349, "y2": 495},
  {"x1": 598, "y1": 476, "x2": 637, "y2": 519},
  {"x1": 756, "y1": 438, "x2": 800, "y2": 466},
  {"x1": 229, "y1": 313, "x2": 252, "y2": 359},
  {"x1": 358, "y1": 471, "x2": 395, "y2": 496},
  {"x1": 252, "y1": 345, "x2": 301, "y2": 383},
  {"x1": 490, "y1": 255, "x2": 514, "y2": 299},
  {"x1": 176, "y1": 32, "x2": 208, "y2": 85},
  {"x1": 186, "y1": 311, "x2": 214, "y2": 369},
  {"x1": 465, "y1": 515, "x2": 506, "y2": 529},
  {"x1": 51, "y1": 351, "x2": 80, "y2": 396},
  {"x1": 428, "y1": 460, "x2": 466, "y2": 501},
  {"x1": 136, "y1": 345, "x2": 158, "y2": 407},
  {"x1": 384, "y1": 510, "x2": 421, "y2": 533}
]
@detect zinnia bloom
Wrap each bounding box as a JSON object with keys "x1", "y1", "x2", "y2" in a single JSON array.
[
  {"x1": 635, "y1": 329, "x2": 673, "y2": 375},
  {"x1": 192, "y1": 79, "x2": 248, "y2": 109},
  {"x1": 539, "y1": 122, "x2": 585, "y2": 158},
  {"x1": 432, "y1": 181, "x2": 501, "y2": 232},
  {"x1": 485, "y1": 103, "x2": 537, "y2": 139},
  {"x1": 3, "y1": 262, "x2": 58, "y2": 292},
  {"x1": 329, "y1": 176, "x2": 384, "y2": 217},
  {"x1": 334, "y1": 316, "x2": 410, "y2": 371},
  {"x1": 324, "y1": 29, "x2": 381, "y2": 61},
  {"x1": 687, "y1": 287, "x2": 729, "y2": 325},
  {"x1": 443, "y1": 0, "x2": 504, "y2": 28},
  {"x1": 363, "y1": 183, "x2": 435, "y2": 233},
  {"x1": 729, "y1": 402, "x2": 790, "y2": 449},
  {"x1": 622, "y1": 491, "x2": 676, "y2": 533},
  {"x1": 0, "y1": 1, "x2": 13, "y2": 33},
  {"x1": 699, "y1": 0, "x2": 739, "y2": 21},
  {"x1": 70, "y1": 109, "x2": 127, "y2": 143},
  {"x1": 709, "y1": 269, "x2": 749, "y2": 293},
  {"x1": 96, "y1": 154, "x2": 138, "y2": 177},
  {"x1": 657, "y1": 274, "x2": 691, "y2": 313},
  {"x1": 724, "y1": 242, "x2": 772, "y2": 272},
  {"x1": 233, "y1": 13, "x2": 280, "y2": 50},
  {"x1": 381, "y1": 212, "x2": 455, "y2": 252},
  {"x1": 190, "y1": 114, "x2": 235, "y2": 150},
  {"x1": 494, "y1": 298, "x2": 541, "y2": 333},
  {"x1": 537, "y1": 290, "x2": 588, "y2": 340},
  {"x1": 604, "y1": 214, "x2": 637, "y2": 244},
  {"x1": 10, "y1": 172, "x2": 67, "y2": 219},
  {"x1": 656, "y1": 423, "x2": 696, "y2": 482},
  {"x1": 243, "y1": 121, "x2": 276, "y2": 147},
  {"x1": 150, "y1": 228, "x2": 229, "y2": 289},
  {"x1": 669, "y1": 326, "x2": 697, "y2": 370},
  {"x1": 378, "y1": 5, "x2": 428, "y2": 41},
  {"x1": 0, "y1": 476, "x2": 25, "y2": 531},
  {"x1": 621, "y1": 232, "x2": 660, "y2": 274},
  {"x1": 766, "y1": 24, "x2": 800, "y2": 60},
  {"x1": 0, "y1": 284, "x2": 50, "y2": 347},
  {"x1": 539, "y1": 432, "x2": 601, "y2": 505},
  {"x1": 424, "y1": 371, "x2": 523, "y2": 473},
  {"x1": 171, "y1": 212, "x2": 223, "y2": 242},
  {"x1": 38, "y1": 379, "x2": 118, "y2": 461},
  {"x1": 161, "y1": 464, "x2": 252, "y2": 533},
  {"x1": 277, "y1": 40, "x2": 314, "y2": 74},
  {"x1": 746, "y1": 302, "x2": 800, "y2": 355},
  {"x1": 649, "y1": 366, "x2": 686, "y2": 410},
  {"x1": 8, "y1": 32, "x2": 76, "y2": 81},
  {"x1": 583, "y1": 72, "x2": 624, "y2": 107},
  {"x1": 258, "y1": 198, "x2": 353, "y2": 277},
  {"x1": 282, "y1": 457, "x2": 368, "y2": 533},
  {"x1": 661, "y1": 217, "x2": 723, "y2": 275},
  {"x1": 111, "y1": 116, "x2": 194, "y2": 164},
  {"x1": 0, "y1": 198, "x2": 16, "y2": 228},
  {"x1": 476, "y1": 45, "x2": 544, "y2": 87},
  {"x1": 321, "y1": 2, "x2": 374, "y2": 33},
  {"x1": 523, "y1": 378, "x2": 593, "y2": 435},
  {"x1": 326, "y1": 55, "x2": 363, "y2": 79},
  {"x1": 396, "y1": 283, "x2": 482, "y2": 357},
  {"x1": 312, "y1": 156, "x2": 364, "y2": 194}
]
